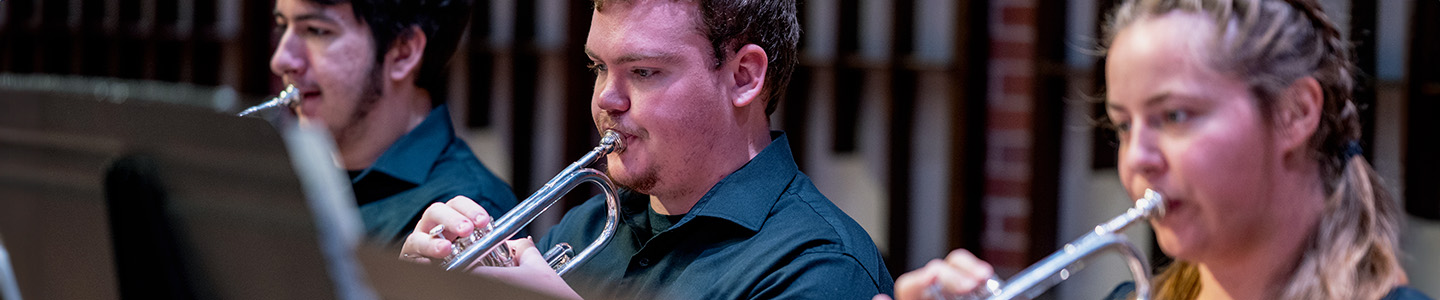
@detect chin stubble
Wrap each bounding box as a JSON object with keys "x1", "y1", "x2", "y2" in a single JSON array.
[{"x1": 606, "y1": 159, "x2": 659, "y2": 194}]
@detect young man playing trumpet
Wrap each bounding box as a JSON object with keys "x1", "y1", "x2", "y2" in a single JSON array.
[
  {"x1": 269, "y1": 0, "x2": 517, "y2": 244},
  {"x1": 399, "y1": 0, "x2": 895, "y2": 298}
]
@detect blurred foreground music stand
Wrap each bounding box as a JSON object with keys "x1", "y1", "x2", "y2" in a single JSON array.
[
  {"x1": 0, "y1": 88, "x2": 367, "y2": 299},
  {"x1": 0, "y1": 232, "x2": 19, "y2": 300},
  {"x1": 0, "y1": 88, "x2": 555, "y2": 300}
]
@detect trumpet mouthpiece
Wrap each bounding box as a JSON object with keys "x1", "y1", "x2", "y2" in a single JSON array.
[
  {"x1": 600, "y1": 130, "x2": 624, "y2": 154},
  {"x1": 237, "y1": 85, "x2": 301, "y2": 117},
  {"x1": 1139, "y1": 189, "x2": 1165, "y2": 220},
  {"x1": 277, "y1": 85, "x2": 300, "y2": 108}
]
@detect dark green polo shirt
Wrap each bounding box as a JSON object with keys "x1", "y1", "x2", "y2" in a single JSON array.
[
  {"x1": 349, "y1": 105, "x2": 518, "y2": 244},
  {"x1": 538, "y1": 132, "x2": 894, "y2": 299}
]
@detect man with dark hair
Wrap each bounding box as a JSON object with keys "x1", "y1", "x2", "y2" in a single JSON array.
[
  {"x1": 270, "y1": 0, "x2": 517, "y2": 244},
  {"x1": 400, "y1": 0, "x2": 894, "y2": 298}
]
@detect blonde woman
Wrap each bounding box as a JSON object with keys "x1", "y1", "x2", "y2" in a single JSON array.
[{"x1": 882, "y1": 0, "x2": 1432, "y2": 299}]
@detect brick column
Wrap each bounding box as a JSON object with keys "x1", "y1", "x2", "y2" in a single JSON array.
[{"x1": 983, "y1": 0, "x2": 1036, "y2": 276}]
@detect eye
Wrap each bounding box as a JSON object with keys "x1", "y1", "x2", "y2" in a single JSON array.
[
  {"x1": 1102, "y1": 114, "x2": 1130, "y2": 134},
  {"x1": 1111, "y1": 120, "x2": 1132, "y2": 135},
  {"x1": 632, "y1": 68, "x2": 657, "y2": 78},
  {"x1": 587, "y1": 62, "x2": 607, "y2": 74},
  {"x1": 305, "y1": 26, "x2": 332, "y2": 36},
  {"x1": 1163, "y1": 110, "x2": 1190, "y2": 124}
]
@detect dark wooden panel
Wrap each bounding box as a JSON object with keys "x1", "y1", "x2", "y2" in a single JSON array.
[
  {"x1": 507, "y1": 1, "x2": 540, "y2": 197},
  {"x1": 1407, "y1": 0, "x2": 1440, "y2": 220},
  {"x1": 1028, "y1": 0, "x2": 1067, "y2": 267},
  {"x1": 1352, "y1": 0, "x2": 1378, "y2": 155},
  {"x1": 466, "y1": 2, "x2": 494, "y2": 127},
  {"x1": 833, "y1": 0, "x2": 861, "y2": 153}
]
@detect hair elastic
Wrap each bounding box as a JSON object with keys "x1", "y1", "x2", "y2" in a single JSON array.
[{"x1": 1344, "y1": 140, "x2": 1363, "y2": 158}]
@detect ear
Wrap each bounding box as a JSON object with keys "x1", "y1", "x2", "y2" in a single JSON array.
[
  {"x1": 1276, "y1": 77, "x2": 1323, "y2": 153},
  {"x1": 728, "y1": 44, "x2": 768, "y2": 108},
  {"x1": 386, "y1": 26, "x2": 427, "y2": 82}
]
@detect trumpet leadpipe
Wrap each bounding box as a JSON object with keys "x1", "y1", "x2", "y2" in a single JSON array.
[
  {"x1": 946, "y1": 189, "x2": 1165, "y2": 300},
  {"x1": 440, "y1": 130, "x2": 625, "y2": 275},
  {"x1": 237, "y1": 85, "x2": 299, "y2": 117}
]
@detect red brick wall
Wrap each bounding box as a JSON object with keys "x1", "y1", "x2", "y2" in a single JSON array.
[{"x1": 983, "y1": 0, "x2": 1037, "y2": 276}]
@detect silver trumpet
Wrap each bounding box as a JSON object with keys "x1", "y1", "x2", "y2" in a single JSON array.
[
  {"x1": 945, "y1": 189, "x2": 1165, "y2": 300},
  {"x1": 440, "y1": 130, "x2": 624, "y2": 275},
  {"x1": 237, "y1": 85, "x2": 300, "y2": 117}
]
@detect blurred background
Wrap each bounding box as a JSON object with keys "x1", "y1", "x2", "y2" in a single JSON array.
[{"x1": 0, "y1": 0, "x2": 1435, "y2": 299}]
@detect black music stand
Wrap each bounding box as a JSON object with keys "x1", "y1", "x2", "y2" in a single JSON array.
[
  {"x1": 0, "y1": 85, "x2": 555, "y2": 300},
  {"x1": 0, "y1": 87, "x2": 363, "y2": 299}
]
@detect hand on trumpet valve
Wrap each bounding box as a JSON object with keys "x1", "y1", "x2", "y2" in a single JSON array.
[
  {"x1": 398, "y1": 195, "x2": 580, "y2": 299},
  {"x1": 470, "y1": 237, "x2": 582, "y2": 300},
  {"x1": 399, "y1": 196, "x2": 494, "y2": 265},
  {"x1": 878, "y1": 249, "x2": 996, "y2": 300}
]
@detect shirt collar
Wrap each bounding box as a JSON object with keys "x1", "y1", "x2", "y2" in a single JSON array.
[
  {"x1": 353, "y1": 105, "x2": 454, "y2": 185},
  {"x1": 680, "y1": 131, "x2": 798, "y2": 232}
]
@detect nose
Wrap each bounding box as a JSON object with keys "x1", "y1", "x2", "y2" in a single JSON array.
[
  {"x1": 1120, "y1": 121, "x2": 1166, "y2": 180},
  {"x1": 269, "y1": 30, "x2": 306, "y2": 82},
  {"x1": 594, "y1": 76, "x2": 630, "y2": 114}
]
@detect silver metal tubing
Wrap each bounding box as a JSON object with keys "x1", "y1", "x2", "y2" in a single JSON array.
[
  {"x1": 941, "y1": 189, "x2": 1164, "y2": 300},
  {"x1": 237, "y1": 85, "x2": 299, "y2": 117},
  {"x1": 440, "y1": 130, "x2": 624, "y2": 276}
]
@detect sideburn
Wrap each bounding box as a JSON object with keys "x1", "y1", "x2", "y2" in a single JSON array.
[
  {"x1": 337, "y1": 61, "x2": 385, "y2": 143},
  {"x1": 353, "y1": 62, "x2": 384, "y2": 120}
]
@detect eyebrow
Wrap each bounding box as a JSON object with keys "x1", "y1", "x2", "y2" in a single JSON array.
[
  {"x1": 1105, "y1": 92, "x2": 1172, "y2": 113},
  {"x1": 584, "y1": 47, "x2": 684, "y2": 65},
  {"x1": 273, "y1": 10, "x2": 341, "y2": 25}
]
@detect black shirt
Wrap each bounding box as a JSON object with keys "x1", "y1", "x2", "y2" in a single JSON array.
[
  {"x1": 646, "y1": 206, "x2": 684, "y2": 238},
  {"x1": 348, "y1": 105, "x2": 518, "y2": 244},
  {"x1": 538, "y1": 132, "x2": 895, "y2": 299}
]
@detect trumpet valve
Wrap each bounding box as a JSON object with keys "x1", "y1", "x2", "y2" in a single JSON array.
[{"x1": 442, "y1": 222, "x2": 516, "y2": 268}]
